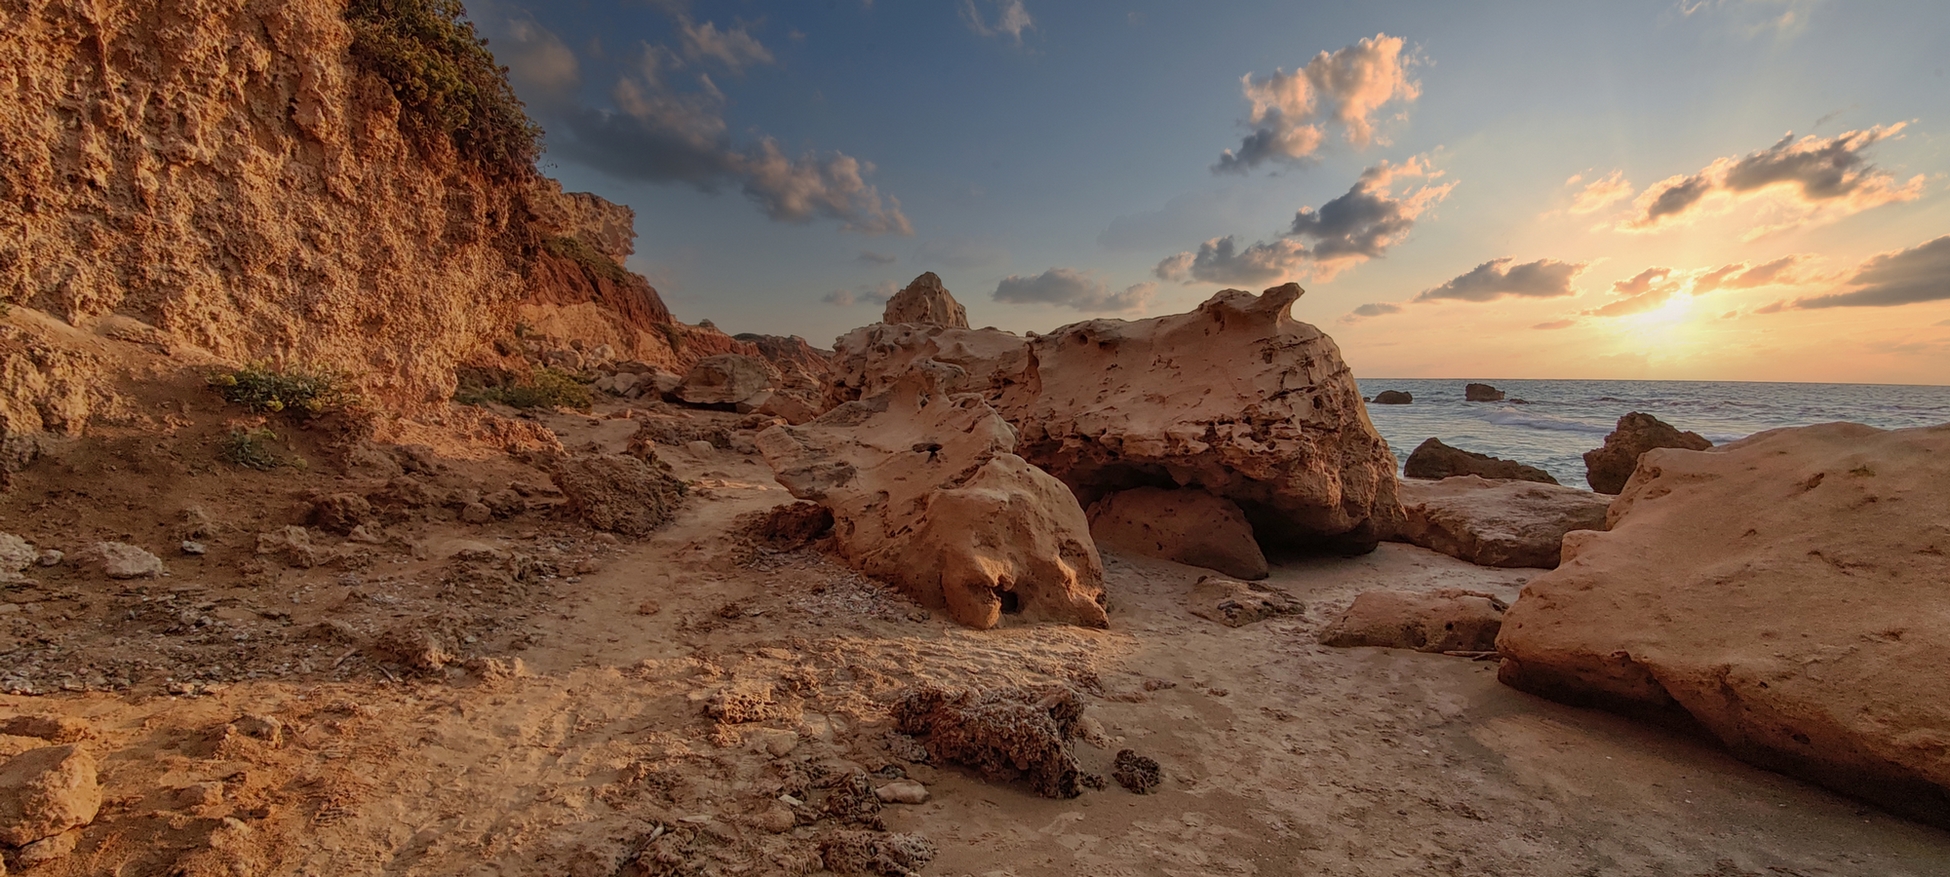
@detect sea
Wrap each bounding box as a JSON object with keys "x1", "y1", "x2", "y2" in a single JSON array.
[{"x1": 1352, "y1": 378, "x2": 1950, "y2": 488}]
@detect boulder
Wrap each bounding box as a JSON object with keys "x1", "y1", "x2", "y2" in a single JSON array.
[
  {"x1": 1087, "y1": 487, "x2": 1268, "y2": 579},
  {"x1": 881, "y1": 271, "x2": 970, "y2": 328},
  {"x1": 675, "y1": 354, "x2": 777, "y2": 407},
  {"x1": 1186, "y1": 576, "x2": 1303, "y2": 627},
  {"x1": 1583, "y1": 412, "x2": 1713, "y2": 494},
  {"x1": 1464, "y1": 382, "x2": 1504, "y2": 402},
  {"x1": 0, "y1": 745, "x2": 101, "y2": 847},
  {"x1": 891, "y1": 684, "x2": 1088, "y2": 798},
  {"x1": 828, "y1": 322, "x2": 1030, "y2": 405},
  {"x1": 551, "y1": 452, "x2": 688, "y2": 537},
  {"x1": 1497, "y1": 423, "x2": 1950, "y2": 826},
  {"x1": 1371, "y1": 390, "x2": 1412, "y2": 405},
  {"x1": 85, "y1": 542, "x2": 163, "y2": 578},
  {"x1": 1402, "y1": 437, "x2": 1557, "y2": 484},
  {"x1": 757, "y1": 374, "x2": 1108, "y2": 630},
  {"x1": 1318, "y1": 588, "x2": 1508, "y2": 653},
  {"x1": 1393, "y1": 476, "x2": 1610, "y2": 568}
]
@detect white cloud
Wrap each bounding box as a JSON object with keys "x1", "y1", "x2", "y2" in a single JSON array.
[
  {"x1": 993, "y1": 268, "x2": 1154, "y2": 312},
  {"x1": 961, "y1": 0, "x2": 1034, "y2": 45},
  {"x1": 1213, "y1": 33, "x2": 1420, "y2": 173},
  {"x1": 1566, "y1": 170, "x2": 1633, "y2": 215}
]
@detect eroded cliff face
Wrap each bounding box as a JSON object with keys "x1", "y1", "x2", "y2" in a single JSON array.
[{"x1": 0, "y1": 0, "x2": 531, "y2": 409}]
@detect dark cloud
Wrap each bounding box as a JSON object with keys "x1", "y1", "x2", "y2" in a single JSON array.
[
  {"x1": 1349, "y1": 302, "x2": 1403, "y2": 318},
  {"x1": 856, "y1": 250, "x2": 898, "y2": 265},
  {"x1": 1412, "y1": 258, "x2": 1587, "y2": 303},
  {"x1": 1640, "y1": 174, "x2": 1714, "y2": 224},
  {"x1": 1692, "y1": 255, "x2": 1805, "y2": 294},
  {"x1": 1213, "y1": 34, "x2": 1418, "y2": 173},
  {"x1": 1153, "y1": 236, "x2": 1308, "y2": 286},
  {"x1": 1625, "y1": 125, "x2": 1921, "y2": 233},
  {"x1": 1794, "y1": 234, "x2": 1950, "y2": 309},
  {"x1": 1532, "y1": 320, "x2": 1576, "y2": 330},
  {"x1": 993, "y1": 268, "x2": 1154, "y2": 312}
]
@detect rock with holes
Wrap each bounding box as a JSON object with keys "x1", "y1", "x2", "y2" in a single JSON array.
[
  {"x1": 1318, "y1": 588, "x2": 1507, "y2": 653},
  {"x1": 1087, "y1": 487, "x2": 1268, "y2": 579},
  {"x1": 1582, "y1": 411, "x2": 1713, "y2": 494},
  {"x1": 820, "y1": 830, "x2": 938, "y2": 877},
  {"x1": 1394, "y1": 476, "x2": 1611, "y2": 568},
  {"x1": 828, "y1": 321, "x2": 1032, "y2": 406},
  {"x1": 1498, "y1": 423, "x2": 1950, "y2": 827},
  {"x1": 891, "y1": 684, "x2": 1089, "y2": 798},
  {"x1": 757, "y1": 372, "x2": 1107, "y2": 630},
  {"x1": 881, "y1": 271, "x2": 969, "y2": 328}
]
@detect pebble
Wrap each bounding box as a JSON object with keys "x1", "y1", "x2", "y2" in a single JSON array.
[
  {"x1": 34, "y1": 550, "x2": 62, "y2": 567},
  {"x1": 180, "y1": 541, "x2": 207, "y2": 556},
  {"x1": 874, "y1": 780, "x2": 930, "y2": 805}
]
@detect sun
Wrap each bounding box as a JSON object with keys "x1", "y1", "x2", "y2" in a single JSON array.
[{"x1": 1615, "y1": 292, "x2": 1700, "y2": 353}]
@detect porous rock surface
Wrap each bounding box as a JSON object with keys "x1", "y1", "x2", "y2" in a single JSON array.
[
  {"x1": 550, "y1": 452, "x2": 687, "y2": 537},
  {"x1": 1403, "y1": 437, "x2": 1557, "y2": 484},
  {"x1": 1087, "y1": 487, "x2": 1268, "y2": 579},
  {"x1": 1393, "y1": 476, "x2": 1610, "y2": 568},
  {"x1": 1497, "y1": 422, "x2": 1950, "y2": 826},
  {"x1": 828, "y1": 322, "x2": 1031, "y2": 406},
  {"x1": 1318, "y1": 589, "x2": 1507, "y2": 653},
  {"x1": 881, "y1": 272, "x2": 970, "y2": 328},
  {"x1": 1582, "y1": 411, "x2": 1712, "y2": 494},
  {"x1": 891, "y1": 684, "x2": 1089, "y2": 799},
  {"x1": 1187, "y1": 576, "x2": 1304, "y2": 627},
  {"x1": 820, "y1": 829, "x2": 938, "y2": 877},
  {"x1": 756, "y1": 374, "x2": 1108, "y2": 630},
  {"x1": 0, "y1": 744, "x2": 102, "y2": 847}
]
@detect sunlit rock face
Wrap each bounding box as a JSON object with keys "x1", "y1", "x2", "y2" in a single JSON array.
[{"x1": 1497, "y1": 422, "x2": 1950, "y2": 828}]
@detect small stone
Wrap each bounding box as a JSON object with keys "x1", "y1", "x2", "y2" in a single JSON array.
[
  {"x1": 1112, "y1": 749, "x2": 1162, "y2": 794},
  {"x1": 459, "y1": 502, "x2": 493, "y2": 524},
  {"x1": 686, "y1": 440, "x2": 716, "y2": 456},
  {"x1": 171, "y1": 782, "x2": 224, "y2": 808},
  {"x1": 34, "y1": 550, "x2": 62, "y2": 568},
  {"x1": 88, "y1": 542, "x2": 164, "y2": 579},
  {"x1": 874, "y1": 780, "x2": 930, "y2": 804},
  {"x1": 180, "y1": 540, "x2": 207, "y2": 556},
  {"x1": 228, "y1": 714, "x2": 283, "y2": 747},
  {"x1": 754, "y1": 803, "x2": 796, "y2": 833},
  {"x1": 635, "y1": 600, "x2": 661, "y2": 616}
]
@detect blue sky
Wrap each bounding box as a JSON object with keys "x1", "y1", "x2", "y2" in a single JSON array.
[{"x1": 466, "y1": 0, "x2": 1950, "y2": 383}]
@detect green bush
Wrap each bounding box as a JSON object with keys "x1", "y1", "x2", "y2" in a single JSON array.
[
  {"x1": 219, "y1": 427, "x2": 299, "y2": 471},
  {"x1": 456, "y1": 367, "x2": 592, "y2": 410},
  {"x1": 346, "y1": 0, "x2": 541, "y2": 178},
  {"x1": 209, "y1": 363, "x2": 354, "y2": 417},
  {"x1": 542, "y1": 236, "x2": 631, "y2": 284}
]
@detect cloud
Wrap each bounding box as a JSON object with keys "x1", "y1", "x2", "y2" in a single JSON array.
[
  {"x1": 1584, "y1": 267, "x2": 1683, "y2": 317},
  {"x1": 1412, "y1": 258, "x2": 1588, "y2": 303},
  {"x1": 1566, "y1": 170, "x2": 1633, "y2": 215},
  {"x1": 1340, "y1": 301, "x2": 1403, "y2": 323},
  {"x1": 1692, "y1": 255, "x2": 1807, "y2": 294},
  {"x1": 993, "y1": 269, "x2": 1154, "y2": 312},
  {"x1": 1794, "y1": 234, "x2": 1950, "y2": 308},
  {"x1": 1622, "y1": 125, "x2": 1923, "y2": 236},
  {"x1": 856, "y1": 250, "x2": 898, "y2": 265},
  {"x1": 1212, "y1": 33, "x2": 1419, "y2": 173},
  {"x1": 1532, "y1": 319, "x2": 1577, "y2": 330},
  {"x1": 1158, "y1": 156, "x2": 1452, "y2": 285},
  {"x1": 1675, "y1": 0, "x2": 1821, "y2": 35},
  {"x1": 1755, "y1": 300, "x2": 1786, "y2": 314},
  {"x1": 821, "y1": 280, "x2": 898, "y2": 307},
  {"x1": 961, "y1": 0, "x2": 1033, "y2": 44},
  {"x1": 678, "y1": 18, "x2": 774, "y2": 70}
]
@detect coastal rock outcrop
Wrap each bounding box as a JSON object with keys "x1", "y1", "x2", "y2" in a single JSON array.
[
  {"x1": 1402, "y1": 438, "x2": 1557, "y2": 484},
  {"x1": 828, "y1": 323, "x2": 1031, "y2": 405},
  {"x1": 1086, "y1": 487, "x2": 1268, "y2": 579},
  {"x1": 1582, "y1": 412, "x2": 1713, "y2": 494},
  {"x1": 1497, "y1": 423, "x2": 1950, "y2": 826},
  {"x1": 1393, "y1": 476, "x2": 1610, "y2": 568},
  {"x1": 1319, "y1": 589, "x2": 1507, "y2": 653},
  {"x1": 1372, "y1": 390, "x2": 1413, "y2": 404},
  {"x1": 756, "y1": 375, "x2": 1108, "y2": 630},
  {"x1": 882, "y1": 272, "x2": 970, "y2": 328},
  {"x1": 1464, "y1": 383, "x2": 1505, "y2": 402}
]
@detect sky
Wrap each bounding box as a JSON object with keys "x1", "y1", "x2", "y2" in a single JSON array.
[{"x1": 463, "y1": 0, "x2": 1950, "y2": 384}]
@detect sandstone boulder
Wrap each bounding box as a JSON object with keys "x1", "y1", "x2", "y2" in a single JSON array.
[
  {"x1": 551, "y1": 452, "x2": 687, "y2": 537},
  {"x1": 882, "y1": 271, "x2": 970, "y2": 328},
  {"x1": 1187, "y1": 576, "x2": 1303, "y2": 627},
  {"x1": 1087, "y1": 487, "x2": 1268, "y2": 579},
  {"x1": 1464, "y1": 382, "x2": 1504, "y2": 402},
  {"x1": 676, "y1": 354, "x2": 777, "y2": 407},
  {"x1": 1582, "y1": 412, "x2": 1713, "y2": 494},
  {"x1": 0, "y1": 745, "x2": 101, "y2": 847},
  {"x1": 1497, "y1": 422, "x2": 1950, "y2": 826},
  {"x1": 1393, "y1": 476, "x2": 1610, "y2": 568},
  {"x1": 1372, "y1": 390, "x2": 1412, "y2": 404},
  {"x1": 828, "y1": 322, "x2": 1030, "y2": 405},
  {"x1": 757, "y1": 374, "x2": 1108, "y2": 630},
  {"x1": 1318, "y1": 589, "x2": 1507, "y2": 653},
  {"x1": 85, "y1": 542, "x2": 163, "y2": 579},
  {"x1": 1402, "y1": 437, "x2": 1557, "y2": 484}
]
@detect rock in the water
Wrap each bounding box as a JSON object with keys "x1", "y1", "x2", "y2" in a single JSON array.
[
  {"x1": 1187, "y1": 575, "x2": 1303, "y2": 627},
  {"x1": 757, "y1": 375, "x2": 1108, "y2": 630},
  {"x1": 676, "y1": 353, "x2": 777, "y2": 407},
  {"x1": 891, "y1": 684, "x2": 1088, "y2": 799},
  {"x1": 1393, "y1": 476, "x2": 1610, "y2": 568},
  {"x1": 0, "y1": 745, "x2": 102, "y2": 847},
  {"x1": 551, "y1": 452, "x2": 687, "y2": 537},
  {"x1": 1318, "y1": 588, "x2": 1507, "y2": 653},
  {"x1": 1582, "y1": 411, "x2": 1713, "y2": 494},
  {"x1": 1372, "y1": 390, "x2": 1413, "y2": 404},
  {"x1": 881, "y1": 271, "x2": 970, "y2": 328},
  {"x1": 1464, "y1": 382, "x2": 1505, "y2": 402},
  {"x1": 1112, "y1": 749, "x2": 1162, "y2": 794},
  {"x1": 86, "y1": 542, "x2": 163, "y2": 578},
  {"x1": 1497, "y1": 422, "x2": 1950, "y2": 827},
  {"x1": 1402, "y1": 437, "x2": 1557, "y2": 484},
  {"x1": 1087, "y1": 487, "x2": 1268, "y2": 579}
]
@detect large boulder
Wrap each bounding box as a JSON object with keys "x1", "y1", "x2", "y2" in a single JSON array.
[
  {"x1": 551, "y1": 453, "x2": 687, "y2": 537},
  {"x1": 1393, "y1": 476, "x2": 1610, "y2": 568},
  {"x1": 1319, "y1": 589, "x2": 1507, "y2": 653},
  {"x1": 676, "y1": 354, "x2": 778, "y2": 407},
  {"x1": 1402, "y1": 437, "x2": 1556, "y2": 484},
  {"x1": 1496, "y1": 423, "x2": 1950, "y2": 826},
  {"x1": 1371, "y1": 390, "x2": 1412, "y2": 405},
  {"x1": 756, "y1": 374, "x2": 1108, "y2": 630},
  {"x1": 1464, "y1": 382, "x2": 1504, "y2": 402},
  {"x1": 882, "y1": 271, "x2": 970, "y2": 328},
  {"x1": 0, "y1": 744, "x2": 102, "y2": 847},
  {"x1": 1087, "y1": 487, "x2": 1268, "y2": 579},
  {"x1": 1000, "y1": 284, "x2": 1401, "y2": 553},
  {"x1": 1582, "y1": 412, "x2": 1712, "y2": 494}
]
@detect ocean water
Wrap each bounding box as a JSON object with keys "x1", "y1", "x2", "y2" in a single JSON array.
[{"x1": 1352, "y1": 378, "x2": 1950, "y2": 488}]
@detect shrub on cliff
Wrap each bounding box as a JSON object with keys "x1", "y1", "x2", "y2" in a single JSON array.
[
  {"x1": 209, "y1": 363, "x2": 354, "y2": 417},
  {"x1": 456, "y1": 368, "x2": 592, "y2": 411},
  {"x1": 346, "y1": 0, "x2": 541, "y2": 178}
]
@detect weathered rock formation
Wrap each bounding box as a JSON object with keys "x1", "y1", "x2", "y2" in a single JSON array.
[
  {"x1": 1187, "y1": 576, "x2": 1303, "y2": 627},
  {"x1": 1497, "y1": 423, "x2": 1950, "y2": 826},
  {"x1": 1583, "y1": 412, "x2": 1713, "y2": 494},
  {"x1": 1087, "y1": 487, "x2": 1268, "y2": 579},
  {"x1": 1403, "y1": 438, "x2": 1557, "y2": 484},
  {"x1": 882, "y1": 272, "x2": 970, "y2": 328},
  {"x1": 1319, "y1": 589, "x2": 1507, "y2": 653},
  {"x1": 1372, "y1": 390, "x2": 1412, "y2": 404},
  {"x1": 829, "y1": 322, "x2": 1031, "y2": 406},
  {"x1": 550, "y1": 453, "x2": 687, "y2": 537},
  {"x1": 891, "y1": 684, "x2": 1089, "y2": 798},
  {"x1": 756, "y1": 375, "x2": 1109, "y2": 630},
  {"x1": 677, "y1": 354, "x2": 778, "y2": 406},
  {"x1": 1393, "y1": 476, "x2": 1610, "y2": 568},
  {"x1": 1464, "y1": 383, "x2": 1505, "y2": 402}
]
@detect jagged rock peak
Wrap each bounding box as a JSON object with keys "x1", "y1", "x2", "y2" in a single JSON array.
[{"x1": 882, "y1": 272, "x2": 970, "y2": 328}]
